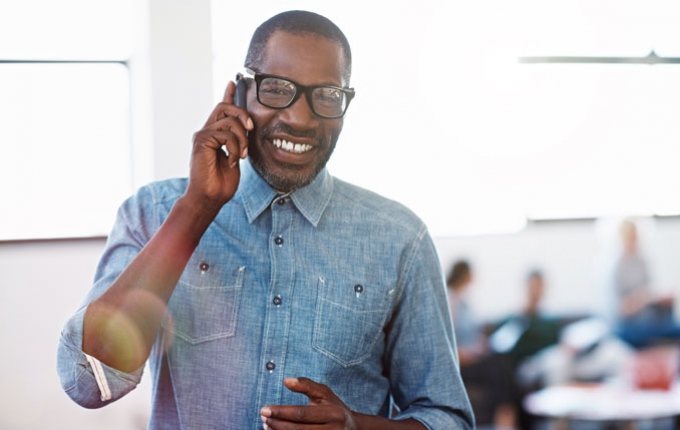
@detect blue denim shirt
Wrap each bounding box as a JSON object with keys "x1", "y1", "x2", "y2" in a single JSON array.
[{"x1": 57, "y1": 160, "x2": 473, "y2": 430}]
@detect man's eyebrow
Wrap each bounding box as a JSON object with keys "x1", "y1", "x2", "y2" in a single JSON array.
[{"x1": 265, "y1": 73, "x2": 345, "y2": 88}]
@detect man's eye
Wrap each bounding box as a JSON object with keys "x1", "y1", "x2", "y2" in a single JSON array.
[
  {"x1": 261, "y1": 80, "x2": 295, "y2": 96},
  {"x1": 315, "y1": 88, "x2": 342, "y2": 104},
  {"x1": 262, "y1": 87, "x2": 290, "y2": 95}
]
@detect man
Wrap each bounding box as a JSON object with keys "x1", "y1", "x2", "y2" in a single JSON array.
[
  {"x1": 501, "y1": 270, "x2": 560, "y2": 364},
  {"x1": 57, "y1": 10, "x2": 473, "y2": 430}
]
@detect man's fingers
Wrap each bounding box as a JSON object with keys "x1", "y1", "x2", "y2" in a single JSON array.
[
  {"x1": 193, "y1": 129, "x2": 238, "y2": 150},
  {"x1": 223, "y1": 80, "x2": 235, "y2": 104},
  {"x1": 261, "y1": 405, "x2": 341, "y2": 425},
  {"x1": 261, "y1": 379, "x2": 352, "y2": 428},
  {"x1": 200, "y1": 117, "x2": 249, "y2": 159},
  {"x1": 283, "y1": 377, "x2": 334, "y2": 405},
  {"x1": 203, "y1": 81, "x2": 254, "y2": 132},
  {"x1": 204, "y1": 101, "x2": 253, "y2": 132},
  {"x1": 193, "y1": 130, "x2": 241, "y2": 168}
]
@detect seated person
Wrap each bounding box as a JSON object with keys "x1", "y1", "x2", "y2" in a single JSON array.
[
  {"x1": 446, "y1": 260, "x2": 516, "y2": 428},
  {"x1": 610, "y1": 219, "x2": 680, "y2": 349},
  {"x1": 517, "y1": 317, "x2": 634, "y2": 388},
  {"x1": 490, "y1": 269, "x2": 561, "y2": 366},
  {"x1": 488, "y1": 268, "x2": 561, "y2": 430}
]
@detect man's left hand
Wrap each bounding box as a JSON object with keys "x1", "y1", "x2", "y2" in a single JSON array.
[{"x1": 260, "y1": 377, "x2": 358, "y2": 430}]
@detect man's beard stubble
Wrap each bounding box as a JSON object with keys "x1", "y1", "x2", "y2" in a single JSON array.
[{"x1": 248, "y1": 123, "x2": 336, "y2": 192}]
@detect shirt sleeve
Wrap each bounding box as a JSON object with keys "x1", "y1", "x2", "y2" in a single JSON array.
[
  {"x1": 56, "y1": 187, "x2": 156, "y2": 408},
  {"x1": 57, "y1": 307, "x2": 145, "y2": 408},
  {"x1": 385, "y1": 226, "x2": 475, "y2": 429}
]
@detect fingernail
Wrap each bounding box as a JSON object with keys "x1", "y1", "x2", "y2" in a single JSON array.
[
  {"x1": 247, "y1": 117, "x2": 254, "y2": 130},
  {"x1": 241, "y1": 147, "x2": 248, "y2": 158},
  {"x1": 260, "y1": 407, "x2": 272, "y2": 417},
  {"x1": 230, "y1": 159, "x2": 238, "y2": 168}
]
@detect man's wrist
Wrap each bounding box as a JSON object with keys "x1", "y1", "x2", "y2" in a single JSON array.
[
  {"x1": 177, "y1": 191, "x2": 224, "y2": 223},
  {"x1": 165, "y1": 193, "x2": 223, "y2": 249}
]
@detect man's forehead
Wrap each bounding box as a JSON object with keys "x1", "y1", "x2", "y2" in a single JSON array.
[
  {"x1": 264, "y1": 30, "x2": 343, "y2": 51},
  {"x1": 260, "y1": 31, "x2": 347, "y2": 85}
]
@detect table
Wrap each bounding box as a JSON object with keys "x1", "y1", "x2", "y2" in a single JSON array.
[{"x1": 523, "y1": 382, "x2": 680, "y2": 430}]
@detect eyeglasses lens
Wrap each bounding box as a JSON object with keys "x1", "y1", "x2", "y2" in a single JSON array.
[
  {"x1": 258, "y1": 78, "x2": 296, "y2": 107},
  {"x1": 311, "y1": 87, "x2": 345, "y2": 118}
]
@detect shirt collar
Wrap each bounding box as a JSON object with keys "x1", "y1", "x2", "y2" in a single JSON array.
[{"x1": 236, "y1": 158, "x2": 333, "y2": 227}]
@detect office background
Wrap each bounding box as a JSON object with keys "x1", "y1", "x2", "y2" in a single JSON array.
[{"x1": 1, "y1": 0, "x2": 679, "y2": 428}]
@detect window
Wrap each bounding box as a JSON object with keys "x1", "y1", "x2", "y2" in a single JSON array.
[
  {"x1": 0, "y1": 0, "x2": 134, "y2": 240},
  {"x1": 212, "y1": 1, "x2": 680, "y2": 236}
]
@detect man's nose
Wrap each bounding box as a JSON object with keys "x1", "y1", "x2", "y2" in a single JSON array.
[{"x1": 279, "y1": 92, "x2": 318, "y2": 127}]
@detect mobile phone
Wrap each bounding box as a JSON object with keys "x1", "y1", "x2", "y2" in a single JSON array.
[{"x1": 235, "y1": 74, "x2": 247, "y2": 109}]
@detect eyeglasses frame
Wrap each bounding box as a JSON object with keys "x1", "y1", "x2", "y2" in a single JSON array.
[{"x1": 246, "y1": 71, "x2": 355, "y2": 119}]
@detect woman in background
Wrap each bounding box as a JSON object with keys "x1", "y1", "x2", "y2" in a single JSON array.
[{"x1": 611, "y1": 219, "x2": 680, "y2": 348}]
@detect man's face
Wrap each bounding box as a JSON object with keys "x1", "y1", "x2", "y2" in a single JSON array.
[
  {"x1": 246, "y1": 31, "x2": 347, "y2": 192},
  {"x1": 527, "y1": 276, "x2": 544, "y2": 309}
]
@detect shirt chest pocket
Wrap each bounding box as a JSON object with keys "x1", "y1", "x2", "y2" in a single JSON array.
[
  {"x1": 313, "y1": 278, "x2": 395, "y2": 367},
  {"x1": 162, "y1": 259, "x2": 245, "y2": 345}
]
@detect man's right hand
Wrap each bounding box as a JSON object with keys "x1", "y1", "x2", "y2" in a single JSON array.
[{"x1": 187, "y1": 80, "x2": 253, "y2": 208}]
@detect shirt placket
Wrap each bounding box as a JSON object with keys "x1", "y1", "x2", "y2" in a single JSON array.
[{"x1": 254, "y1": 195, "x2": 296, "y2": 430}]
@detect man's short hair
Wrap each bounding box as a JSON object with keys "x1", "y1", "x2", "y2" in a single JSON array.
[{"x1": 245, "y1": 10, "x2": 352, "y2": 84}]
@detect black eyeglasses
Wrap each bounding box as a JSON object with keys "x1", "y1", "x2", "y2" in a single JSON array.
[{"x1": 250, "y1": 72, "x2": 355, "y2": 119}]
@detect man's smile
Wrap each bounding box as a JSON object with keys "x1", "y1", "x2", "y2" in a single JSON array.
[{"x1": 271, "y1": 138, "x2": 314, "y2": 154}]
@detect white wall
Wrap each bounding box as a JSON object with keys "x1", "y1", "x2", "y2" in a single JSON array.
[
  {"x1": 0, "y1": 0, "x2": 211, "y2": 428},
  {"x1": 128, "y1": 0, "x2": 214, "y2": 187},
  {"x1": 145, "y1": 0, "x2": 213, "y2": 182},
  {"x1": 0, "y1": 239, "x2": 151, "y2": 429},
  {"x1": 434, "y1": 217, "x2": 680, "y2": 323}
]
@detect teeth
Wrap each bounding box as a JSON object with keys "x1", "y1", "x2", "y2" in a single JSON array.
[{"x1": 272, "y1": 139, "x2": 313, "y2": 154}]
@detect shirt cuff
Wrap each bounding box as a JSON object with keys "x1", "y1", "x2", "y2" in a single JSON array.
[
  {"x1": 85, "y1": 353, "x2": 112, "y2": 401},
  {"x1": 57, "y1": 306, "x2": 145, "y2": 408}
]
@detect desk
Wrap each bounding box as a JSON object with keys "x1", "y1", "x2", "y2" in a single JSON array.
[{"x1": 524, "y1": 383, "x2": 680, "y2": 430}]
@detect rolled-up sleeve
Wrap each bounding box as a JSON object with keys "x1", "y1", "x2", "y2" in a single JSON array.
[
  {"x1": 387, "y1": 227, "x2": 475, "y2": 429},
  {"x1": 56, "y1": 186, "x2": 158, "y2": 408},
  {"x1": 57, "y1": 307, "x2": 144, "y2": 408}
]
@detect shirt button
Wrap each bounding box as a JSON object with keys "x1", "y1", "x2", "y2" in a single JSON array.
[
  {"x1": 199, "y1": 262, "x2": 209, "y2": 273},
  {"x1": 354, "y1": 284, "x2": 364, "y2": 294},
  {"x1": 277, "y1": 198, "x2": 286, "y2": 205},
  {"x1": 266, "y1": 361, "x2": 276, "y2": 372},
  {"x1": 274, "y1": 236, "x2": 284, "y2": 246},
  {"x1": 273, "y1": 296, "x2": 282, "y2": 306}
]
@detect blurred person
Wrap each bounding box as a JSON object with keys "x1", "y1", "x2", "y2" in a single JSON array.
[
  {"x1": 447, "y1": 261, "x2": 484, "y2": 364},
  {"x1": 491, "y1": 269, "x2": 561, "y2": 365},
  {"x1": 518, "y1": 317, "x2": 635, "y2": 389},
  {"x1": 489, "y1": 268, "x2": 561, "y2": 430},
  {"x1": 610, "y1": 219, "x2": 680, "y2": 349},
  {"x1": 447, "y1": 260, "x2": 516, "y2": 429}
]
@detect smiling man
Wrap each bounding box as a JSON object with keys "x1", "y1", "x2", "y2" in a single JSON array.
[
  {"x1": 245, "y1": 31, "x2": 346, "y2": 193},
  {"x1": 57, "y1": 10, "x2": 473, "y2": 430}
]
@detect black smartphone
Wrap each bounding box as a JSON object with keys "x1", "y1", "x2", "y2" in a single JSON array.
[{"x1": 235, "y1": 74, "x2": 247, "y2": 109}]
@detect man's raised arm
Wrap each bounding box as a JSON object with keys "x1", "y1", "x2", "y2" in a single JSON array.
[{"x1": 82, "y1": 81, "x2": 253, "y2": 373}]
